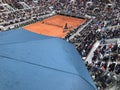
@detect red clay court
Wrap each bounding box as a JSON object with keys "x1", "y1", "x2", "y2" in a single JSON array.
[{"x1": 24, "y1": 15, "x2": 85, "y2": 38}]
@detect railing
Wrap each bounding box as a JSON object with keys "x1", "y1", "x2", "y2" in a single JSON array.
[{"x1": 68, "y1": 18, "x2": 93, "y2": 40}]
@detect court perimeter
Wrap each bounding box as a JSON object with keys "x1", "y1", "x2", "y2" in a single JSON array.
[{"x1": 24, "y1": 15, "x2": 85, "y2": 38}]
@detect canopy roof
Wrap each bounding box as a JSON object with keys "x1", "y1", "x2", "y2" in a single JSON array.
[{"x1": 0, "y1": 28, "x2": 97, "y2": 90}]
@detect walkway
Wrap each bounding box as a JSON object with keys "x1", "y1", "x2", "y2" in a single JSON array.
[{"x1": 86, "y1": 41, "x2": 100, "y2": 63}]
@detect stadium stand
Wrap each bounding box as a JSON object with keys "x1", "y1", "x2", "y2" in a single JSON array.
[{"x1": 0, "y1": 0, "x2": 120, "y2": 90}]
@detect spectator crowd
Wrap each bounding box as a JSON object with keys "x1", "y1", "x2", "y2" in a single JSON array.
[
  {"x1": 0, "y1": 0, "x2": 120, "y2": 90},
  {"x1": 86, "y1": 40, "x2": 120, "y2": 90}
]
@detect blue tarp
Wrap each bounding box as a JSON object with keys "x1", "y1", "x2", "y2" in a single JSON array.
[
  {"x1": 0, "y1": 28, "x2": 97, "y2": 90},
  {"x1": 0, "y1": 28, "x2": 53, "y2": 45}
]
